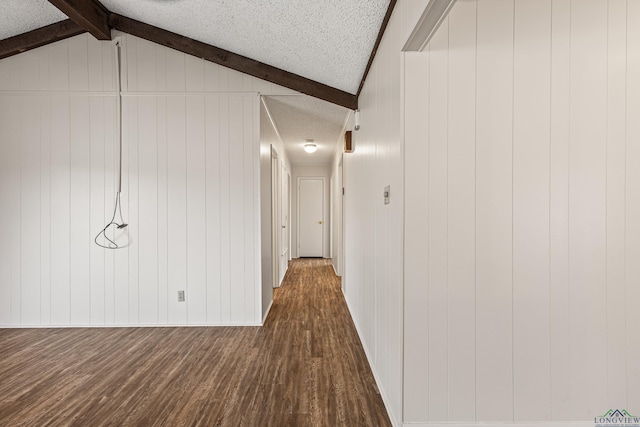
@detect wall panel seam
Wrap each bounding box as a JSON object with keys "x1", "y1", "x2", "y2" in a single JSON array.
[
  {"x1": 473, "y1": 0, "x2": 479, "y2": 420},
  {"x1": 511, "y1": 0, "x2": 516, "y2": 421},
  {"x1": 623, "y1": 0, "x2": 629, "y2": 406}
]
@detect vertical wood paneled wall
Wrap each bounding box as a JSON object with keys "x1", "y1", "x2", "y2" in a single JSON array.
[
  {"x1": 404, "y1": 0, "x2": 640, "y2": 423},
  {"x1": 0, "y1": 33, "x2": 295, "y2": 327},
  {"x1": 342, "y1": 1, "x2": 430, "y2": 425}
]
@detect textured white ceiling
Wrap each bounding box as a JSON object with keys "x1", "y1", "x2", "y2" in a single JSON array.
[
  {"x1": 99, "y1": 0, "x2": 389, "y2": 94},
  {"x1": 264, "y1": 95, "x2": 349, "y2": 165},
  {"x1": 0, "y1": 0, "x2": 68, "y2": 40}
]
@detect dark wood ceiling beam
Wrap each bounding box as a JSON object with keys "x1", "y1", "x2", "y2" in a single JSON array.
[
  {"x1": 0, "y1": 19, "x2": 85, "y2": 60},
  {"x1": 108, "y1": 14, "x2": 358, "y2": 110},
  {"x1": 356, "y1": 0, "x2": 398, "y2": 98},
  {"x1": 48, "y1": 0, "x2": 111, "y2": 40}
]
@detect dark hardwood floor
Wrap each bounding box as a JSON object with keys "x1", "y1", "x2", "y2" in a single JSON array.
[{"x1": 0, "y1": 259, "x2": 391, "y2": 426}]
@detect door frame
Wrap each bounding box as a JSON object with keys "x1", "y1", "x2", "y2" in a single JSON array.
[
  {"x1": 279, "y1": 165, "x2": 290, "y2": 285},
  {"x1": 271, "y1": 147, "x2": 280, "y2": 287},
  {"x1": 297, "y1": 176, "x2": 325, "y2": 258}
]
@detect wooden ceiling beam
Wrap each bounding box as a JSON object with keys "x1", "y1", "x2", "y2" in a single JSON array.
[
  {"x1": 0, "y1": 19, "x2": 85, "y2": 60},
  {"x1": 48, "y1": 0, "x2": 111, "y2": 40},
  {"x1": 109, "y1": 14, "x2": 358, "y2": 110}
]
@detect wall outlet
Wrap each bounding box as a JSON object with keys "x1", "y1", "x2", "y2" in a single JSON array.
[{"x1": 177, "y1": 290, "x2": 185, "y2": 302}]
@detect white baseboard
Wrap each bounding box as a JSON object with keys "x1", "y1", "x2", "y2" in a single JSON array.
[
  {"x1": 262, "y1": 299, "x2": 274, "y2": 324},
  {"x1": 0, "y1": 322, "x2": 264, "y2": 328},
  {"x1": 403, "y1": 423, "x2": 593, "y2": 427},
  {"x1": 343, "y1": 291, "x2": 401, "y2": 427}
]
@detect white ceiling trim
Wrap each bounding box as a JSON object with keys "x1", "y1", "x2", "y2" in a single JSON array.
[
  {"x1": 260, "y1": 96, "x2": 287, "y2": 153},
  {"x1": 403, "y1": 0, "x2": 457, "y2": 52}
]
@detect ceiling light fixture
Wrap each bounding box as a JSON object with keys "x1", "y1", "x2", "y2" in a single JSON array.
[{"x1": 304, "y1": 140, "x2": 317, "y2": 153}]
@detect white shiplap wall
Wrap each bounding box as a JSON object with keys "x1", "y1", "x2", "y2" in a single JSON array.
[
  {"x1": 0, "y1": 33, "x2": 296, "y2": 327},
  {"x1": 404, "y1": 0, "x2": 640, "y2": 424},
  {"x1": 342, "y1": 0, "x2": 429, "y2": 425}
]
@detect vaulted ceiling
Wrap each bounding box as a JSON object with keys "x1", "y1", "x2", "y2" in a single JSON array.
[{"x1": 0, "y1": 0, "x2": 395, "y2": 164}]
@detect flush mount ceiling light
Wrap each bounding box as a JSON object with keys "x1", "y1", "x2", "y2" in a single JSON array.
[{"x1": 304, "y1": 139, "x2": 317, "y2": 153}]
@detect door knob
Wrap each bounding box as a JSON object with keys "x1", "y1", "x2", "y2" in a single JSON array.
[{"x1": 318, "y1": 220, "x2": 323, "y2": 224}]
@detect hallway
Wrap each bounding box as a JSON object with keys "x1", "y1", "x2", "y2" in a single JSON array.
[{"x1": 0, "y1": 259, "x2": 390, "y2": 426}]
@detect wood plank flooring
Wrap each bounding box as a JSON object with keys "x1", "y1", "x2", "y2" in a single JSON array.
[{"x1": 0, "y1": 259, "x2": 391, "y2": 426}]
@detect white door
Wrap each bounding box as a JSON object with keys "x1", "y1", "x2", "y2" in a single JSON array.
[
  {"x1": 279, "y1": 169, "x2": 290, "y2": 284},
  {"x1": 298, "y1": 178, "x2": 324, "y2": 257}
]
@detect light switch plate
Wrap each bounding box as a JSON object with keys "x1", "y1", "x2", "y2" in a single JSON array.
[{"x1": 384, "y1": 185, "x2": 390, "y2": 205}]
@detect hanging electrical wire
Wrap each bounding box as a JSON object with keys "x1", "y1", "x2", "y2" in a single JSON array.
[
  {"x1": 95, "y1": 40, "x2": 128, "y2": 249},
  {"x1": 95, "y1": 192, "x2": 128, "y2": 249}
]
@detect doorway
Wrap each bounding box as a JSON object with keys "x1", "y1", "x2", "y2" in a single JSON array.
[
  {"x1": 271, "y1": 147, "x2": 280, "y2": 287},
  {"x1": 297, "y1": 177, "x2": 325, "y2": 257},
  {"x1": 279, "y1": 168, "x2": 290, "y2": 284}
]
